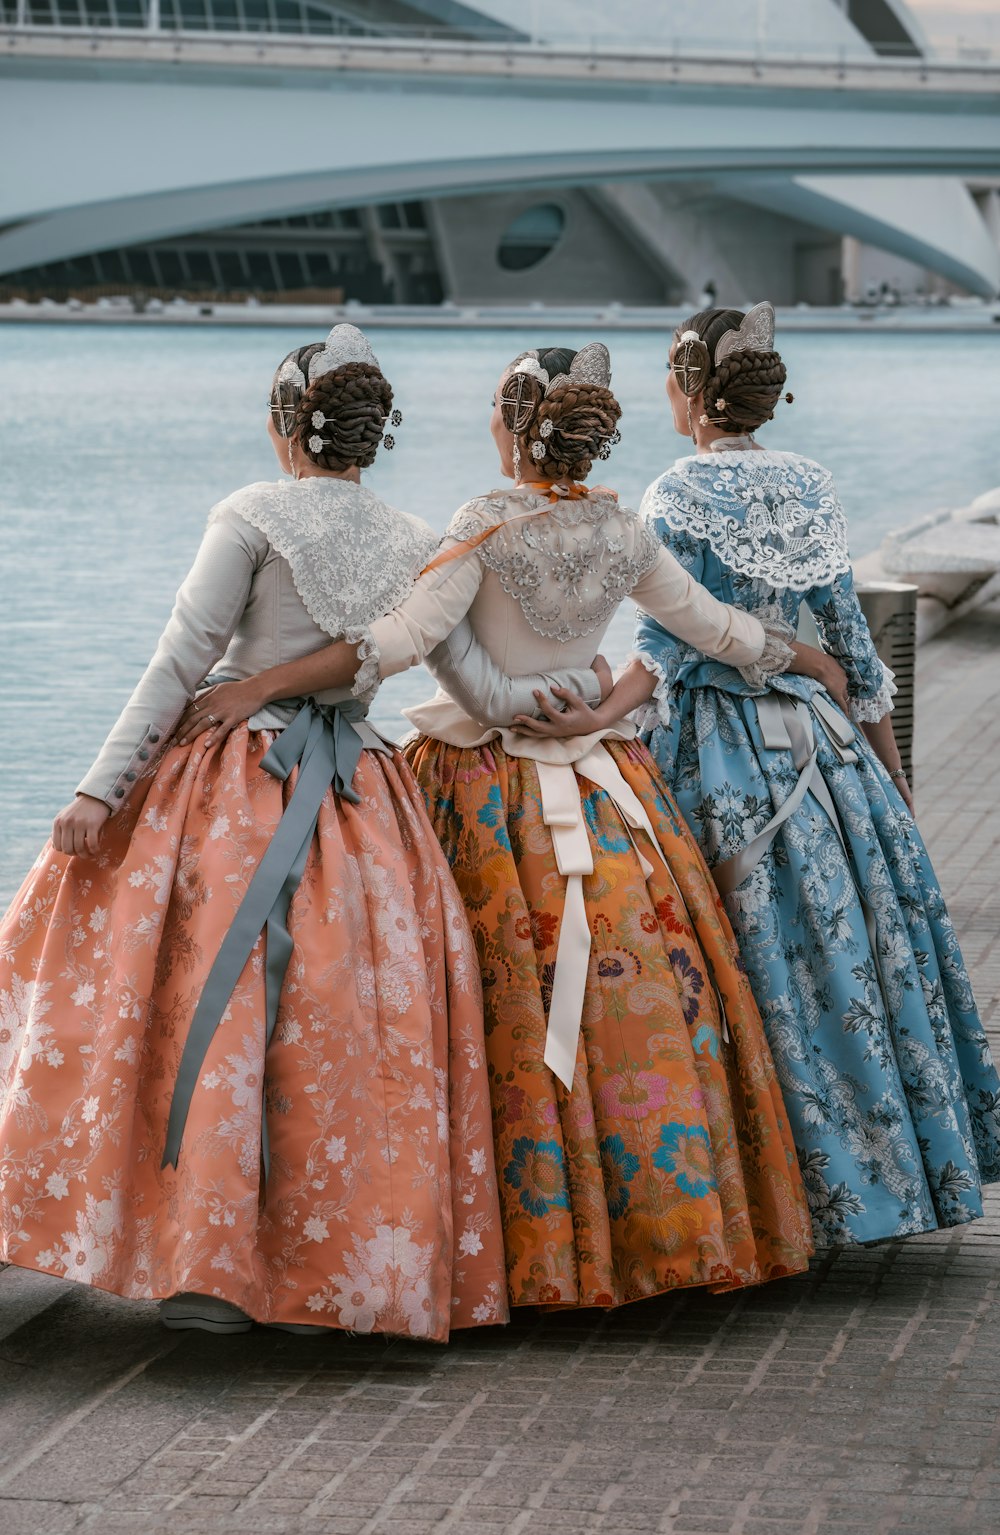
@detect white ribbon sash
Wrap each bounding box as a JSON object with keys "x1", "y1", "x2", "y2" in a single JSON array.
[{"x1": 535, "y1": 745, "x2": 666, "y2": 1089}]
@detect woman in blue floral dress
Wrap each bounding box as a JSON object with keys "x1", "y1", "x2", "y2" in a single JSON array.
[{"x1": 516, "y1": 305, "x2": 1000, "y2": 1246}]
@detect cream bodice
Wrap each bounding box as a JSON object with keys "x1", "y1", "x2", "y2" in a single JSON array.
[{"x1": 366, "y1": 486, "x2": 770, "y2": 761}]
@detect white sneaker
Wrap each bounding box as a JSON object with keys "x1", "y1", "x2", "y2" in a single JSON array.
[{"x1": 160, "y1": 1292, "x2": 253, "y2": 1334}]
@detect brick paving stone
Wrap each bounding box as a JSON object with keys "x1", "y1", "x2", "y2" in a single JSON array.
[{"x1": 2, "y1": 603, "x2": 1000, "y2": 1535}]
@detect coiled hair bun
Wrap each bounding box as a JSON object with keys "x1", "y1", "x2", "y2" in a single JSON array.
[
  {"x1": 500, "y1": 345, "x2": 622, "y2": 480},
  {"x1": 294, "y1": 363, "x2": 394, "y2": 471},
  {"x1": 676, "y1": 307, "x2": 792, "y2": 434},
  {"x1": 268, "y1": 337, "x2": 396, "y2": 471}
]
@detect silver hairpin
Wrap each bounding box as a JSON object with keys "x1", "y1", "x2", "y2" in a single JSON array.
[{"x1": 714, "y1": 302, "x2": 775, "y2": 364}]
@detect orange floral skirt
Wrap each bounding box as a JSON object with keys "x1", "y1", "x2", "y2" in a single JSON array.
[
  {"x1": 403, "y1": 734, "x2": 814, "y2": 1309},
  {"x1": 0, "y1": 729, "x2": 508, "y2": 1339}
]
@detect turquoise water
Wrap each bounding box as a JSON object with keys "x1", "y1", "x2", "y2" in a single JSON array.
[{"x1": 2, "y1": 323, "x2": 999, "y2": 902}]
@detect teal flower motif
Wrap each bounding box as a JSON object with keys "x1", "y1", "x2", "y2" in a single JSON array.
[
  {"x1": 582, "y1": 792, "x2": 631, "y2": 853},
  {"x1": 504, "y1": 1137, "x2": 570, "y2": 1217},
  {"x1": 476, "y1": 784, "x2": 511, "y2": 849},
  {"x1": 653, "y1": 1121, "x2": 717, "y2": 1199},
  {"x1": 598, "y1": 1133, "x2": 641, "y2": 1220}
]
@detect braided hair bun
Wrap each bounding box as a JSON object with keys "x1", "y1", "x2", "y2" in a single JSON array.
[
  {"x1": 524, "y1": 379, "x2": 621, "y2": 480},
  {"x1": 500, "y1": 345, "x2": 621, "y2": 480},
  {"x1": 677, "y1": 307, "x2": 793, "y2": 434},
  {"x1": 294, "y1": 363, "x2": 394, "y2": 471}
]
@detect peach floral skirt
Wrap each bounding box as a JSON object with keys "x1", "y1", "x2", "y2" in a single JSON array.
[{"x1": 0, "y1": 728, "x2": 508, "y2": 1339}]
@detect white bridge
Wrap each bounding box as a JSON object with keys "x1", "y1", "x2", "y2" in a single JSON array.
[{"x1": 3, "y1": 8, "x2": 1000, "y2": 296}]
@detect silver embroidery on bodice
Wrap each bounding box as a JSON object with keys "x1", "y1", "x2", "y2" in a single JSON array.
[
  {"x1": 450, "y1": 489, "x2": 660, "y2": 643},
  {"x1": 642, "y1": 451, "x2": 851, "y2": 593},
  {"x1": 209, "y1": 480, "x2": 437, "y2": 701}
]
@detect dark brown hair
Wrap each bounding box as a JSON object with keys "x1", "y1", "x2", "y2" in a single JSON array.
[
  {"x1": 269, "y1": 345, "x2": 394, "y2": 470},
  {"x1": 676, "y1": 308, "x2": 792, "y2": 434},
  {"x1": 499, "y1": 346, "x2": 621, "y2": 481}
]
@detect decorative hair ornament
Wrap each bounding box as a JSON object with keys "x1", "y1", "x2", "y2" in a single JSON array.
[
  {"x1": 530, "y1": 441, "x2": 547, "y2": 461},
  {"x1": 510, "y1": 355, "x2": 550, "y2": 389},
  {"x1": 539, "y1": 418, "x2": 554, "y2": 439},
  {"x1": 308, "y1": 434, "x2": 325, "y2": 454},
  {"x1": 552, "y1": 340, "x2": 611, "y2": 393},
  {"x1": 311, "y1": 410, "x2": 326, "y2": 429},
  {"x1": 714, "y1": 301, "x2": 776, "y2": 365},
  {"x1": 307, "y1": 322, "x2": 380, "y2": 382},
  {"x1": 672, "y1": 333, "x2": 711, "y2": 399}
]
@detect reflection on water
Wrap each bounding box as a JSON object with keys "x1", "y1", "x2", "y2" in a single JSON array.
[{"x1": 2, "y1": 322, "x2": 999, "y2": 901}]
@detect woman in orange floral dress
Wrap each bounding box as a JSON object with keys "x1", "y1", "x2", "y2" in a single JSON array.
[
  {"x1": 0, "y1": 325, "x2": 511, "y2": 1338},
  {"x1": 180, "y1": 343, "x2": 815, "y2": 1311}
]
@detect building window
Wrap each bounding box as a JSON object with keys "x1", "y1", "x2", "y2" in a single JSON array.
[{"x1": 496, "y1": 203, "x2": 566, "y2": 273}]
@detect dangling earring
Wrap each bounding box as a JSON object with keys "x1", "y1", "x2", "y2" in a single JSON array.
[
  {"x1": 687, "y1": 400, "x2": 697, "y2": 445},
  {"x1": 287, "y1": 439, "x2": 300, "y2": 481},
  {"x1": 512, "y1": 438, "x2": 522, "y2": 482}
]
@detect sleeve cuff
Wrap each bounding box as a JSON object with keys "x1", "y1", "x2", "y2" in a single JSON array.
[
  {"x1": 629, "y1": 650, "x2": 672, "y2": 731},
  {"x1": 850, "y1": 662, "x2": 897, "y2": 723},
  {"x1": 76, "y1": 720, "x2": 171, "y2": 812},
  {"x1": 737, "y1": 611, "x2": 796, "y2": 691}
]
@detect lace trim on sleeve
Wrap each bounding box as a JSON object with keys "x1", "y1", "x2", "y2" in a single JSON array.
[
  {"x1": 850, "y1": 661, "x2": 897, "y2": 723},
  {"x1": 737, "y1": 609, "x2": 796, "y2": 690},
  {"x1": 348, "y1": 627, "x2": 380, "y2": 704},
  {"x1": 628, "y1": 650, "x2": 672, "y2": 732}
]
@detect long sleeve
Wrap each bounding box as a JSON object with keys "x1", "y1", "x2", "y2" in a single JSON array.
[
  {"x1": 426, "y1": 618, "x2": 601, "y2": 728},
  {"x1": 630, "y1": 544, "x2": 766, "y2": 667},
  {"x1": 631, "y1": 521, "x2": 707, "y2": 729},
  {"x1": 364, "y1": 543, "x2": 486, "y2": 685},
  {"x1": 805, "y1": 568, "x2": 896, "y2": 723},
  {"x1": 77, "y1": 511, "x2": 261, "y2": 809}
]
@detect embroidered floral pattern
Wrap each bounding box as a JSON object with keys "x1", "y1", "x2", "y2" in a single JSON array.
[
  {"x1": 0, "y1": 731, "x2": 508, "y2": 1337},
  {"x1": 405, "y1": 733, "x2": 813, "y2": 1308},
  {"x1": 446, "y1": 489, "x2": 659, "y2": 643},
  {"x1": 636, "y1": 481, "x2": 1000, "y2": 1245}
]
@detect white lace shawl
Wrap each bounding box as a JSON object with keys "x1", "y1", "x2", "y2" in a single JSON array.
[
  {"x1": 447, "y1": 487, "x2": 660, "y2": 643},
  {"x1": 209, "y1": 479, "x2": 438, "y2": 702},
  {"x1": 642, "y1": 451, "x2": 851, "y2": 594}
]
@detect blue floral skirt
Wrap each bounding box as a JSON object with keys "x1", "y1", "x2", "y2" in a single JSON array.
[{"x1": 643, "y1": 683, "x2": 1000, "y2": 1246}]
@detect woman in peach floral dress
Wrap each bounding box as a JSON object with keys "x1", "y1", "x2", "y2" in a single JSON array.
[{"x1": 0, "y1": 326, "x2": 516, "y2": 1338}]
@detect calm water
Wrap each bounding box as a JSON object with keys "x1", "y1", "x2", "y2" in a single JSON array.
[{"x1": 2, "y1": 323, "x2": 999, "y2": 903}]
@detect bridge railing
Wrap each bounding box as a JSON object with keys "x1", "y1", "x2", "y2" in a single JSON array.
[{"x1": 2, "y1": 9, "x2": 998, "y2": 72}]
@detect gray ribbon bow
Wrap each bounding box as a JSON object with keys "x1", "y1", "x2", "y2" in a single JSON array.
[{"x1": 162, "y1": 697, "x2": 378, "y2": 1173}]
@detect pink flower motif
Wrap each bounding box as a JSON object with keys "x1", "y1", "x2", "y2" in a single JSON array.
[{"x1": 596, "y1": 1070, "x2": 671, "y2": 1122}]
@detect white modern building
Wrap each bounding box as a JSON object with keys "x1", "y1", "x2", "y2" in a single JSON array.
[{"x1": 1, "y1": 0, "x2": 998, "y2": 305}]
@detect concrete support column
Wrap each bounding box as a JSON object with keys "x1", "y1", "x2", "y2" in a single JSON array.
[
  {"x1": 361, "y1": 207, "x2": 399, "y2": 302},
  {"x1": 841, "y1": 234, "x2": 862, "y2": 302}
]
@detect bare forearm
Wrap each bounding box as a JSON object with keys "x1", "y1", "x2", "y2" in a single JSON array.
[
  {"x1": 590, "y1": 660, "x2": 657, "y2": 728},
  {"x1": 860, "y1": 715, "x2": 901, "y2": 774},
  {"x1": 250, "y1": 640, "x2": 363, "y2": 706}
]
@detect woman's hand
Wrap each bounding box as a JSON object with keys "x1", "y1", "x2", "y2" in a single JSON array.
[
  {"x1": 513, "y1": 686, "x2": 604, "y2": 739},
  {"x1": 592, "y1": 654, "x2": 614, "y2": 701},
  {"x1": 52, "y1": 795, "x2": 112, "y2": 857},
  {"x1": 175, "y1": 679, "x2": 267, "y2": 748},
  {"x1": 788, "y1": 640, "x2": 850, "y2": 716},
  {"x1": 893, "y1": 773, "x2": 916, "y2": 818}
]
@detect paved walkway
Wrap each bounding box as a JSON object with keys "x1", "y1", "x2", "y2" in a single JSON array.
[{"x1": 2, "y1": 600, "x2": 999, "y2": 1535}]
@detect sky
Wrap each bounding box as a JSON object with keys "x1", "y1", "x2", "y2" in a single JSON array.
[{"x1": 906, "y1": 0, "x2": 1000, "y2": 49}]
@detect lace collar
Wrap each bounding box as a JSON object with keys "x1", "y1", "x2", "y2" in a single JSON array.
[
  {"x1": 641, "y1": 451, "x2": 851, "y2": 593},
  {"x1": 210, "y1": 478, "x2": 438, "y2": 640},
  {"x1": 448, "y1": 487, "x2": 659, "y2": 642}
]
